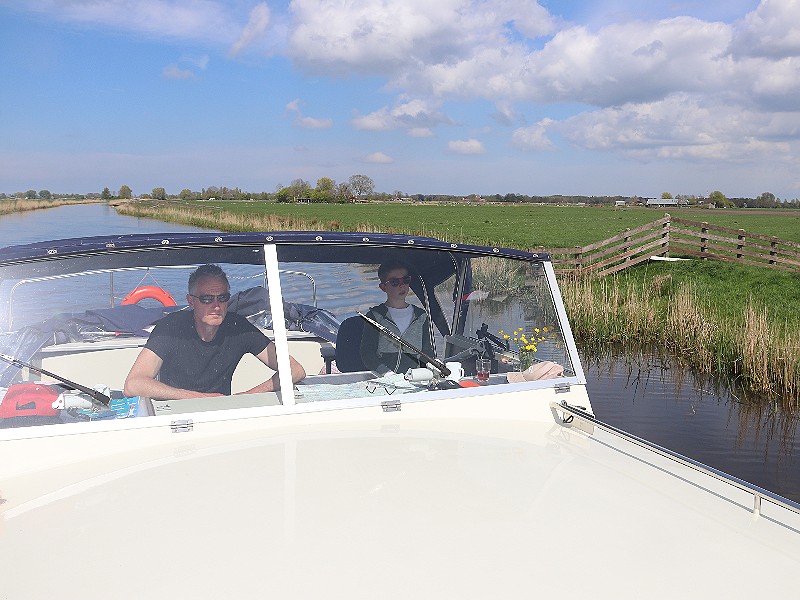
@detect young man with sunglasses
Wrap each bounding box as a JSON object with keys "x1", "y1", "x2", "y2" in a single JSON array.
[
  {"x1": 125, "y1": 264, "x2": 305, "y2": 400},
  {"x1": 359, "y1": 261, "x2": 433, "y2": 375}
]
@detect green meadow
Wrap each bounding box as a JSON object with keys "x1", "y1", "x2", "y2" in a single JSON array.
[{"x1": 205, "y1": 201, "x2": 800, "y2": 248}]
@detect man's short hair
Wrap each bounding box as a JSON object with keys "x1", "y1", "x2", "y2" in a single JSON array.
[
  {"x1": 378, "y1": 261, "x2": 410, "y2": 282},
  {"x1": 188, "y1": 264, "x2": 229, "y2": 294}
]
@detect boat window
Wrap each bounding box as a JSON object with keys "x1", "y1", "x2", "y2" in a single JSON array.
[
  {"x1": 0, "y1": 242, "x2": 575, "y2": 431},
  {"x1": 0, "y1": 247, "x2": 274, "y2": 429},
  {"x1": 448, "y1": 256, "x2": 574, "y2": 377}
]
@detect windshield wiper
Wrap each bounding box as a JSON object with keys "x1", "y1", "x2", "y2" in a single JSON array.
[
  {"x1": 0, "y1": 353, "x2": 111, "y2": 406},
  {"x1": 358, "y1": 311, "x2": 450, "y2": 378}
]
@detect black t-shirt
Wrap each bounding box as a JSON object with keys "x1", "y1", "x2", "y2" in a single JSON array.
[{"x1": 144, "y1": 310, "x2": 271, "y2": 395}]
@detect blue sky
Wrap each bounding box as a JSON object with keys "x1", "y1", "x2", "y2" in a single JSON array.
[{"x1": 1, "y1": 0, "x2": 799, "y2": 199}]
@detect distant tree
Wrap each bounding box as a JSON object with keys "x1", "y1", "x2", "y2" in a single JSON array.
[
  {"x1": 336, "y1": 182, "x2": 352, "y2": 202},
  {"x1": 101, "y1": 187, "x2": 112, "y2": 200},
  {"x1": 757, "y1": 191, "x2": 776, "y2": 208},
  {"x1": 179, "y1": 189, "x2": 194, "y2": 201},
  {"x1": 314, "y1": 177, "x2": 336, "y2": 202},
  {"x1": 661, "y1": 192, "x2": 672, "y2": 199},
  {"x1": 708, "y1": 190, "x2": 732, "y2": 208},
  {"x1": 316, "y1": 177, "x2": 335, "y2": 193},
  {"x1": 118, "y1": 185, "x2": 132, "y2": 199},
  {"x1": 25, "y1": 190, "x2": 37, "y2": 199},
  {"x1": 349, "y1": 174, "x2": 375, "y2": 198},
  {"x1": 151, "y1": 187, "x2": 167, "y2": 201},
  {"x1": 38, "y1": 190, "x2": 52, "y2": 199}
]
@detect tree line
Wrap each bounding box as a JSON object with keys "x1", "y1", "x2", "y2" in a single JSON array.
[{"x1": 3, "y1": 180, "x2": 799, "y2": 209}]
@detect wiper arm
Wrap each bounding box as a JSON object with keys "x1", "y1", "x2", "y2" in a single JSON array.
[
  {"x1": 0, "y1": 353, "x2": 111, "y2": 406},
  {"x1": 358, "y1": 312, "x2": 450, "y2": 378}
]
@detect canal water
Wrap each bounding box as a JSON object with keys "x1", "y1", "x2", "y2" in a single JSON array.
[{"x1": 1, "y1": 204, "x2": 798, "y2": 502}]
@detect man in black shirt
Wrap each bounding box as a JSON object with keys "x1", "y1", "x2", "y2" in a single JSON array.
[{"x1": 124, "y1": 264, "x2": 306, "y2": 400}]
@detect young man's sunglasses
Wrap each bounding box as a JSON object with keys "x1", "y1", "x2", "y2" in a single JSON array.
[
  {"x1": 383, "y1": 275, "x2": 412, "y2": 287},
  {"x1": 190, "y1": 292, "x2": 231, "y2": 304}
]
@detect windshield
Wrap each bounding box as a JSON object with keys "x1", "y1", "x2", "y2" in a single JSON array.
[{"x1": 0, "y1": 241, "x2": 575, "y2": 430}]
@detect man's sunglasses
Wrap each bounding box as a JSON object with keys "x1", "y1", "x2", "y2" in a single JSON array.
[
  {"x1": 190, "y1": 292, "x2": 231, "y2": 304},
  {"x1": 383, "y1": 275, "x2": 412, "y2": 287}
]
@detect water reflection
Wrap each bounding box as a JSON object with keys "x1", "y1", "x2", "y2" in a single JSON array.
[{"x1": 583, "y1": 347, "x2": 800, "y2": 502}]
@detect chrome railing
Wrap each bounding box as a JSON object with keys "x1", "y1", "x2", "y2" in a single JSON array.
[{"x1": 550, "y1": 400, "x2": 800, "y2": 518}]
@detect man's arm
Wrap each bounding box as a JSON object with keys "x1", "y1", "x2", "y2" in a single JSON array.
[
  {"x1": 124, "y1": 347, "x2": 222, "y2": 400},
  {"x1": 240, "y1": 341, "x2": 306, "y2": 394}
]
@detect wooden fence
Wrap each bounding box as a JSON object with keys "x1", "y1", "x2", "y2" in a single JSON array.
[{"x1": 541, "y1": 214, "x2": 800, "y2": 277}]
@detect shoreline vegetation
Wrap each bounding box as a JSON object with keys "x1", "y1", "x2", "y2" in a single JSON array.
[
  {"x1": 8, "y1": 198, "x2": 795, "y2": 407},
  {"x1": 0, "y1": 198, "x2": 104, "y2": 217}
]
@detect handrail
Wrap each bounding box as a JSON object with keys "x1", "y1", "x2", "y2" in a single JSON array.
[{"x1": 550, "y1": 400, "x2": 800, "y2": 518}]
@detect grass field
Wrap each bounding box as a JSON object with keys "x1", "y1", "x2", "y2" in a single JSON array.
[{"x1": 181, "y1": 200, "x2": 800, "y2": 249}]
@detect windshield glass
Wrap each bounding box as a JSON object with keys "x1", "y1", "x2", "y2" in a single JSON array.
[{"x1": 0, "y1": 242, "x2": 573, "y2": 430}]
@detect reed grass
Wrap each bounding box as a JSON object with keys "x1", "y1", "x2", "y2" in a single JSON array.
[
  {"x1": 560, "y1": 274, "x2": 800, "y2": 407},
  {"x1": 0, "y1": 198, "x2": 100, "y2": 216}
]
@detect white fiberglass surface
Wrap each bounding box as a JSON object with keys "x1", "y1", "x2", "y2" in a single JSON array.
[
  {"x1": 0, "y1": 410, "x2": 798, "y2": 599},
  {"x1": 0, "y1": 242, "x2": 577, "y2": 432}
]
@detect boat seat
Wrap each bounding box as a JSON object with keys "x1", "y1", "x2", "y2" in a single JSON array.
[{"x1": 334, "y1": 316, "x2": 367, "y2": 373}]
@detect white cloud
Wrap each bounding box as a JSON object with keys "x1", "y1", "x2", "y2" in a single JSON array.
[
  {"x1": 179, "y1": 53, "x2": 209, "y2": 69},
  {"x1": 364, "y1": 151, "x2": 393, "y2": 163},
  {"x1": 730, "y1": 0, "x2": 800, "y2": 58},
  {"x1": 286, "y1": 98, "x2": 333, "y2": 129},
  {"x1": 511, "y1": 119, "x2": 554, "y2": 150},
  {"x1": 559, "y1": 93, "x2": 799, "y2": 162},
  {"x1": 296, "y1": 116, "x2": 333, "y2": 129},
  {"x1": 229, "y1": 3, "x2": 270, "y2": 57},
  {"x1": 408, "y1": 128, "x2": 434, "y2": 138},
  {"x1": 287, "y1": 0, "x2": 554, "y2": 75},
  {"x1": 25, "y1": 0, "x2": 243, "y2": 43},
  {"x1": 448, "y1": 139, "x2": 485, "y2": 154},
  {"x1": 162, "y1": 64, "x2": 194, "y2": 79},
  {"x1": 351, "y1": 98, "x2": 452, "y2": 132}
]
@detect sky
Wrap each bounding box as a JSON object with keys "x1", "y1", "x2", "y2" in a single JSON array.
[{"x1": 1, "y1": 0, "x2": 799, "y2": 200}]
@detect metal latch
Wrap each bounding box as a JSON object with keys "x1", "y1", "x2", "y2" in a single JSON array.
[
  {"x1": 381, "y1": 400, "x2": 401, "y2": 412},
  {"x1": 554, "y1": 383, "x2": 571, "y2": 394},
  {"x1": 171, "y1": 418, "x2": 194, "y2": 433}
]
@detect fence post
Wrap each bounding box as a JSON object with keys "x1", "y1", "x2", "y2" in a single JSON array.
[
  {"x1": 769, "y1": 239, "x2": 778, "y2": 265},
  {"x1": 662, "y1": 214, "x2": 670, "y2": 257},
  {"x1": 700, "y1": 222, "x2": 709, "y2": 259},
  {"x1": 737, "y1": 230, "x2": 745, "y2": 261},
  {"x1": 623, "y1": 229, "x2": 630, "y2": 264},
  {"x1": 573, "y1": 246, "x2": 582, "y2": 275}
]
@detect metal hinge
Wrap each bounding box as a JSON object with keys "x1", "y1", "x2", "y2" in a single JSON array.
[
  {"x1": 381, "y1": 400, "x2": 401, "y2": 412},
  {"x1": 171, "y1": 418, "x2": 194, "y2": 433},
  {"x1": 554, "y1": 383, "x2": 571, "y2": 394}
]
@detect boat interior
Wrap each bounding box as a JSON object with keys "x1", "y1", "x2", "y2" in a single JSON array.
[{"x1": 0, "y1": 234, "x2": 580, "y2": 427}]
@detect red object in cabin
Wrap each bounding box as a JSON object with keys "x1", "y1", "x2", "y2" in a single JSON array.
[{"x1": 0, "y1": 383, "x2": 61, "y2": 418}]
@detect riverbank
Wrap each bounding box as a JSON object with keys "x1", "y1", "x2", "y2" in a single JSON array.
[
  {"x1": 0, "y1": 198, "x2": 105, "y2": 216},
  {"x1": 561, "y1": 267, "x2": 800, "y2": 407},
  {"x1": 116, "y1": 200, "x2": 800, "y2": 406}
]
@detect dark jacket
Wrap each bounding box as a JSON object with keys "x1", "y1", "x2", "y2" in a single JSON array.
[{"x1": 359, "y1": 303, "x2": 434, "y2": 375}]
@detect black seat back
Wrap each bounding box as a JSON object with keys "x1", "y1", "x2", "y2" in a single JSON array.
[{"x1": 335, "y1": 316, "x2": 367, "y2": 372}]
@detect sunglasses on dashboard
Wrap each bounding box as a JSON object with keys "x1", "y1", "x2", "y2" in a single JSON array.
[
  {"x1": 383, "y1": 275, "x2": 412, "y2": 287},
  {"x1": 190, "y1": 292, "x2": 231, "y2": 304}
]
